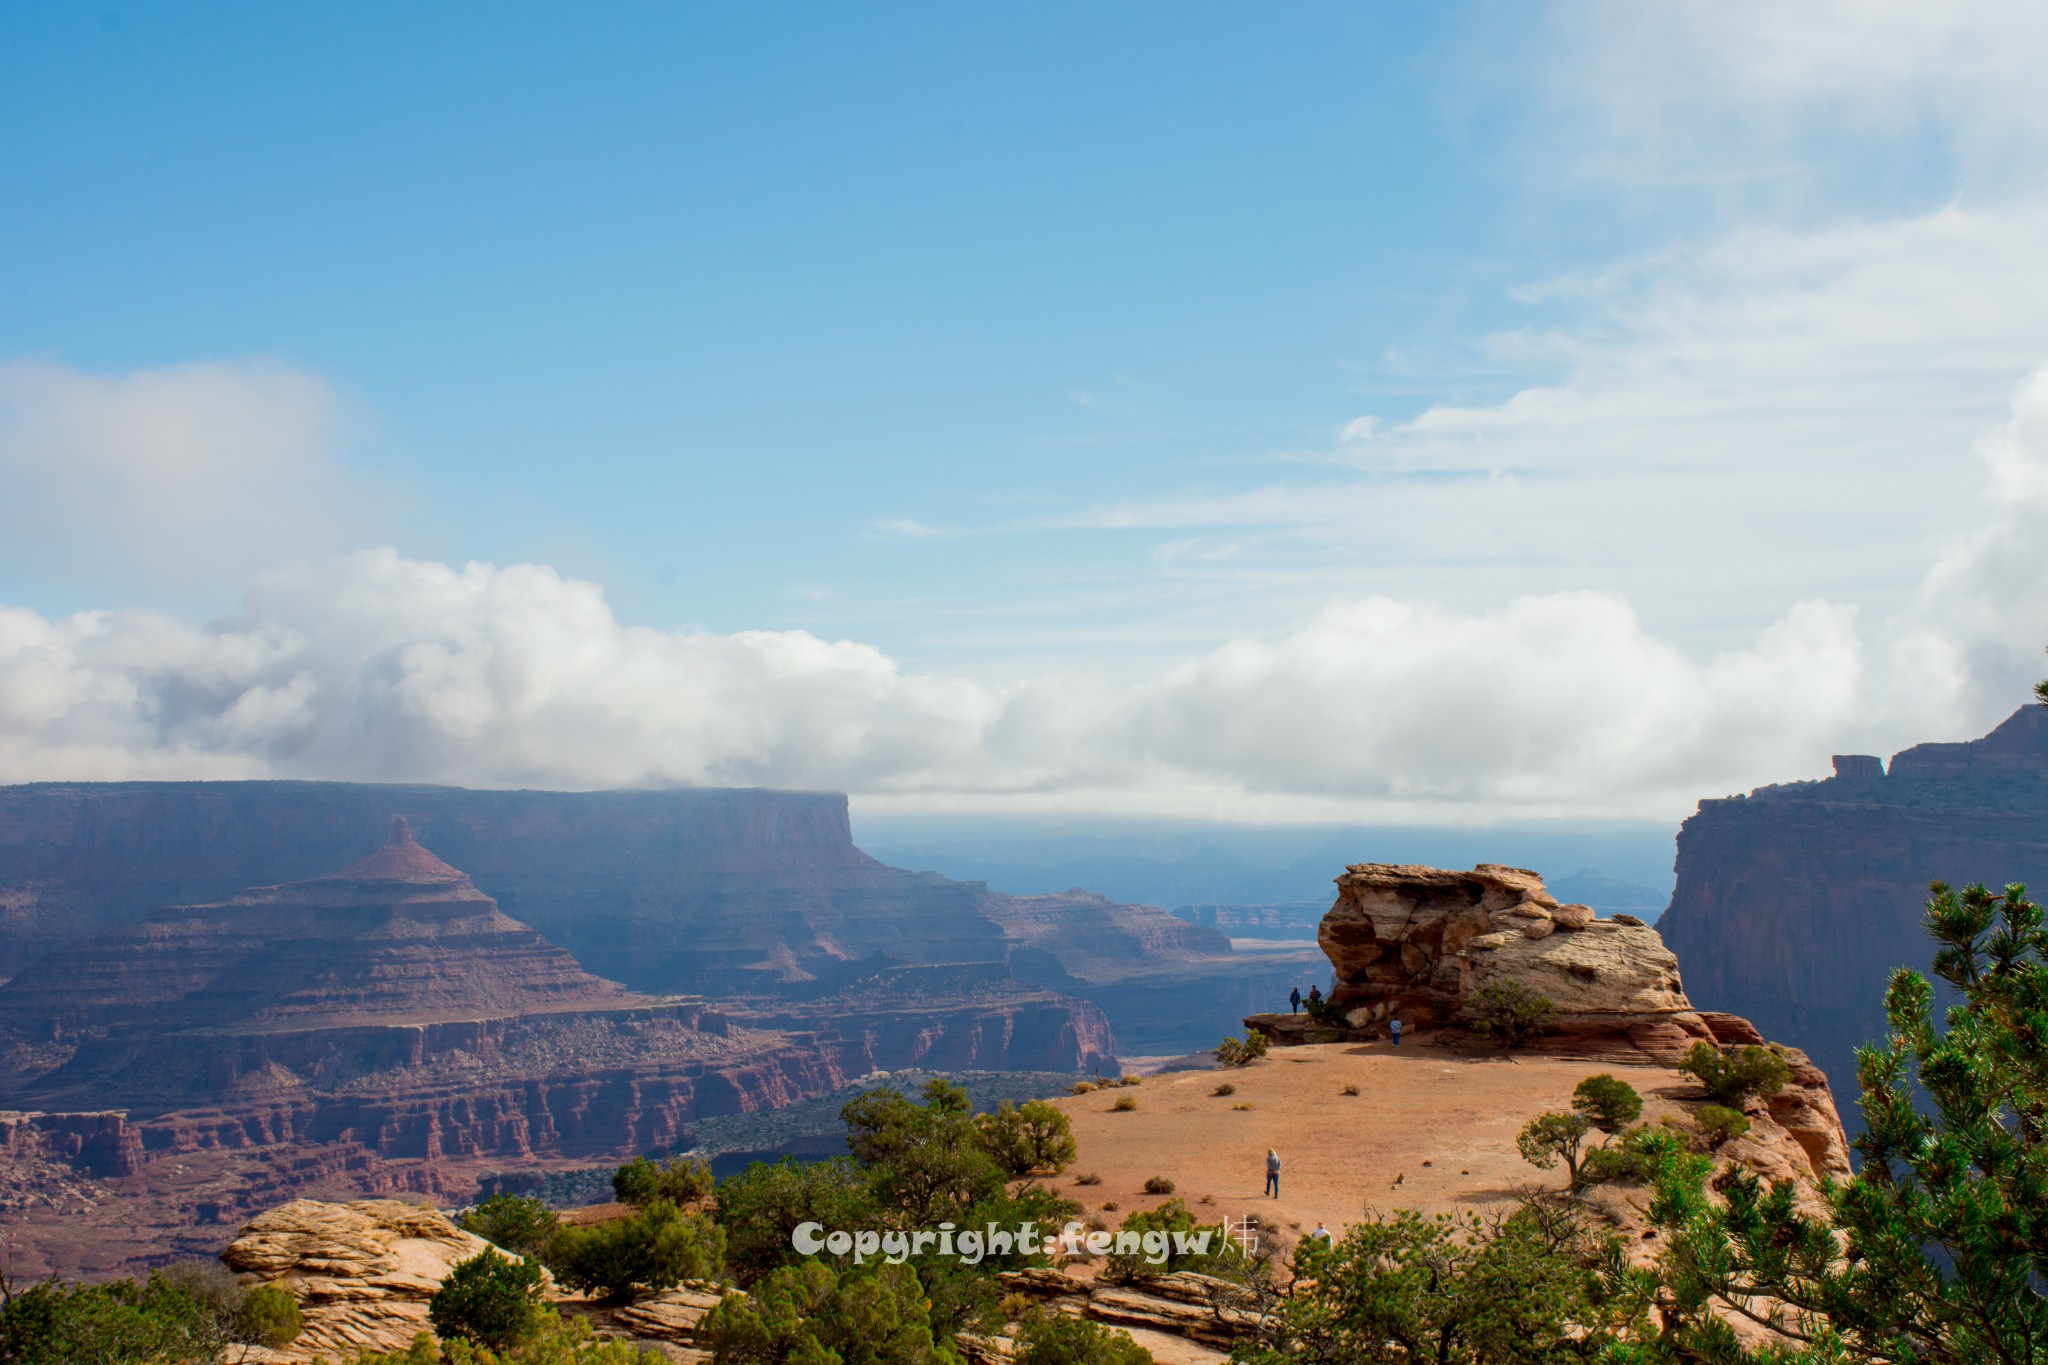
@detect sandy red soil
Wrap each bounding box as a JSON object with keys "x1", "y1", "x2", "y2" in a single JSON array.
[{"x1": 1047, "y1": 1036, "x2": 1706, "y2": 1258}]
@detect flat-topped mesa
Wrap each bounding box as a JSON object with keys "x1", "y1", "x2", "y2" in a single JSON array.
[{"x1": 1315, "y1": 862, "x2": 1705, "y2": 1060}]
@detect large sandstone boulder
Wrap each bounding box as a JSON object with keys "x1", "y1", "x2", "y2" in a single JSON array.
[
  {"x1": 221, "y1": 1197, "x2": 534, "y2": 1362},
  {"x1": 1314, "y1": 863, "x2": 1713, "y2": 1060}
]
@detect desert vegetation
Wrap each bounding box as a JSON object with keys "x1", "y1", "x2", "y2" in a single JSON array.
[
  {"x1": 1230, "y1": 864, "x2": 2048, "y2": 1364},
  {"x1": 1464, "y1": 979, "x2": 1558, "y2": 1049},
  {"x1": 0, "y1": 1261, "x2": 301, "y2": 1364},
  {"x1": 1214, "y1": 1030, "x2": 1272, "y2": 1066}
]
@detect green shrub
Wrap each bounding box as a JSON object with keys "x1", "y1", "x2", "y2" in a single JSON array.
[
  {"x1": 1249, "y1": 1203, "x2": 1633, "y2": 1361},
  {"x1": 841, "y1": 1079, "x2": 1007, "y2": 1226},
  {"x1": 1569, "y1": 1074, "x2": 1642, "y2": 1133},
  {"x1": 698, "y1": 1260, "x2": 953, "y2": 1365},
  {"x1": 1694, "y1": 1103, "x2": 1752, "y2": 1146},
  {"x1": 1516, "y1": 1111, "x2": 1594, "y2": 1189},
  {"x1": 547, "y1": 1199, "x2": 726, "y2": 1304},
  {"x1": 612, "y1": 1155, "x2": 715, "y2": 1208},
  {"x1": 234, "y1": 1284, "x2": 303, "y2": 1349},
  {"x1": 1142, "y1": 1175, "x2": 1175, "y2": 1195},
  {"x1": 974, "y1": 1099, "x2": 1077, "y2": 1178},
  {"x1": 1676, "y1": 1041, "x2": 1790, "y2": 1107},
  {"x1": 710, "y1": 1157, "x2": 882, "y2": 1286},
  {"x1": 1100, "y1": 1199, "x2": 1234, "y2": 1283},
  {"x1": 1464, "y1": 980, "x2": 1557, "y2": 1048},
  {"x1": 1214, "y1": 1031, "x2": 1270, "y2": 1067},
  {"x1": 0, "y1": 1260, "x2": 305, "y2": 1363},
  {"x1": 429, "y1": 1248, "x2": 545, "y2": 1350},
  {"x1": 1579, "y1": 1125, "x2": 1682, "y2": 1186},
  {"x1": 461, "y1": 1193, "x2": 561, "y2": 1257},
  {"x1": 1015, "y1": 1311, "x2": 1154, "y2": 1364}
]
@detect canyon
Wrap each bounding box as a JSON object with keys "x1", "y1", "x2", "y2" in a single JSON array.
[
  {"x1": 0, "y1": 781, "x2": 1310, "y2": 1054},
  {"x1": 1659, "y1": 704, "x2": 2048, "y2": 1104},
  {"x1": 0, "y1": 783, "x2": 1275, "y2": 1277}
]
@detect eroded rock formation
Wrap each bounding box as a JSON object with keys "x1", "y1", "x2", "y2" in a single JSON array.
[
  {"x1": 1246, "y1": 862, "x2": 1851, "y2": 1179},
  {"x1": 0, "y1": 781, "x2": 1272, "y2": 1051},
  {"x1": 1317, "y1": 862, "x2": 1705, "y2": 1058},
  {"x1": 0, "y1": 826, "x2": 1117, "y2": 1276},
  {"x1": 222, "y1": 1198, "x2": 536, "y2": 1362},
  {"x1": 1660, "y1": 705, "x2": 2048, "y2": 1105}
]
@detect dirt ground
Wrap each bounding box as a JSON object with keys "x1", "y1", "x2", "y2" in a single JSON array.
[{"x1": 1047, "y1": 1035, "x2": 1706, "y2": 1257}]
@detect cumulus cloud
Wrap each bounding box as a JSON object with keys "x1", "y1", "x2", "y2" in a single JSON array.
[
  {"x1": 0, "y1": 358, "x2": 372, "y2": 587},
  {"x1": 1891, "y1": 365, "x2": 2048, "y2": 729},
  {"x1": 9, "y1": 353, "x2": 2047, "y2": 827}
]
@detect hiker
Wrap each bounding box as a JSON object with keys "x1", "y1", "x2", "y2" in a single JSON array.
[
  {"x1": 1389, "y1": 1015, "x2": 1403, "y2": 1048},
  {"x1": 1306, "y1": 984, "x2": 1322, "y2": 1009},
  {"x1": 1265, "y1": 1148, "x2": 1281, "y2": 1198},
  {"x1": 1289, "y1": 986, "x2": 1302, "y2": 1014},
  {"x1": 1311, "y1": 1221, "x2": 1333, "y2": 1243}
]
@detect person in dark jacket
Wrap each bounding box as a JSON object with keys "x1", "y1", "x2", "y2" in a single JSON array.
[{"x1": 1289, "y1": 986, "x2": 1302, "y2": 1014}]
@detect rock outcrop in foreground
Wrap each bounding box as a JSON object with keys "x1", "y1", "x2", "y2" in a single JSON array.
[
  {"x1": 1248, "y1": 862, "x2": 1851, "y2": 1180},
  {"x1": 221, "y1": 1198, "x2": 520, "y2": 1362}
]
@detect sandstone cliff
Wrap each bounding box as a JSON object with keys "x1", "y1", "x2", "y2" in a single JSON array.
[{"x1": 1659, "y1": 705, "x2": 2048, "y2": 1105}]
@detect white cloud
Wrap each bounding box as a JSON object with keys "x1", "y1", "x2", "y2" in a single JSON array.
[
  {"x1": 6, "y1": 354, "x2": 2043, "y2": 824},
  {"x1": 0, "y1": 359, "x2": 373, "y2": 588},
  {"x1": 1890, "y1": 364, "x2": 2048, "y2": 730},
  {"x1": 1525, "y1": 0, "x2": 2048, "y2": 202},
  {"x1": 1007, "y1": 201, "x2": 2048, "y2": 660}
]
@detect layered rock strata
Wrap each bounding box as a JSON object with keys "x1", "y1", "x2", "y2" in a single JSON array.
[
  {"x1": 221, "y1": 1198, "x2": 540, "y2": 1362},
  {"x1": 0, "y1": 826, "x2": 1116, "y2": 1276},
  {"x1": 1317, "y1": 862, "x2": 1704, "y2": 1058},
  {"x1": 728, "y1": 962, "x2": 1119, "y2": 1077},
  {"x1": 0, "y1": 817, "x2": 636, "y2": 1043},
  {"x1": 0, "y1": 780, "x2": 1265, "y2": 1051},
  {"x1": 1660, "y1": 704, "x2": 2048, "y2": 1104}
]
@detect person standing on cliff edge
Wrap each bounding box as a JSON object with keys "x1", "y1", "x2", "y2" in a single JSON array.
[
  {"x1": 1289, "y1": 986, "x2": 1302, "y2": 1014},
  {"x1": 1266, "y1": 1148, "x2": 1281, "y2": 1197}
]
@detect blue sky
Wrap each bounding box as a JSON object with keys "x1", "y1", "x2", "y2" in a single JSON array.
[{"x1": 4, "y1": 3, "x2": 2048, "y2": 821}]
